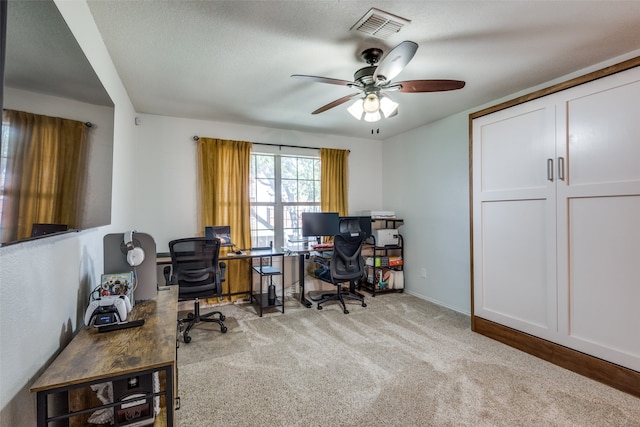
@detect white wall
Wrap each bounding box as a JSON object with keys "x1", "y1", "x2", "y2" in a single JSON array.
[
  {"x1": 0, "y1": 1, "x2": 138, "y2": 425},
  {"x1": 382, "y1": 48, "x2": 640, "y2": 316},
  {"x1": 382, "y1": 113, "x2": 472, "y2": 314},
  {"x1": 132, "y1": 113, "x2": 382, "y2": 252}
]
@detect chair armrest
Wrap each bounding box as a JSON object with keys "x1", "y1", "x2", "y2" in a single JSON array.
[
  {"x1": 163, "y1": 265, "x2": 172, "y2": 285},
  {"x1": 218, "y1": 262, "x2": 226, "y2": 282},
  {"x1": 215, "y1": 262, "x2": 227, "y2": 297}
]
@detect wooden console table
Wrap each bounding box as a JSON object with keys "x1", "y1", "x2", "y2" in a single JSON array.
[{"x1": 30, "y1": 287, "x2": 178, "y2": 426}]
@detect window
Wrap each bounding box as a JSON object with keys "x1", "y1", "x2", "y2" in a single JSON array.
[{"x1": 249, "y1": 153, "x2": 321, "y2": 249}]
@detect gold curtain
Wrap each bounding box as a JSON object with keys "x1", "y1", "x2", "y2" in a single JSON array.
[
  {"x1": 1, "y1": 110, "x2": 87, "y2": 241},
  {"x1": 198, "y1": 138, "x2": 252, "y2": 301},
  {"x1": 320, "y1": 148, "x2": 349, "y2": 215}
]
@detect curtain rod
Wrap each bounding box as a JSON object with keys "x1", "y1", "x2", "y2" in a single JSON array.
[
  {"x1": 192, "y1": 136, "x2": 317, "y2": 150},
  {"x1": 191, "y1": 136, "x2": 349, "y2": 152},
  {"x1": 2, "y1": 109, "x2": 93, "y2": 128}
]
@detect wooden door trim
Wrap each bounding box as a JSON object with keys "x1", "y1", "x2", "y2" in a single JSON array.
[
  {"x1": 473, "y1": 316, "x2": 640, "y2": 398},
  {"x1": 470, "y1": 56, "x2": 640, "y2": 121}
]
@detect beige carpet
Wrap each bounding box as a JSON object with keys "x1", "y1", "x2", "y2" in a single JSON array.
[{"x1": 175, "y1": 293, "x2": 640, "y2": 426}]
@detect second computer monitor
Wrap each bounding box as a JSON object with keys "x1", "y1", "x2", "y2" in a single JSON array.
[{"x1": 301, "y1": 212, "x2": 339, "y2": 243}]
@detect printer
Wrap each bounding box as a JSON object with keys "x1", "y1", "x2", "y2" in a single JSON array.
[{"x1": 374, "y1": 229, "x2": 399, "y2": 246}]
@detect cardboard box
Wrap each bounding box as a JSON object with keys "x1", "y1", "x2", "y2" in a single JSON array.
[{"x1": 388, "y1": 257, "x2": 403, "y2": 267}]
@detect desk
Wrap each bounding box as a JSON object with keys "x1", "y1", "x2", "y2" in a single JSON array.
[
  {"x1": 285, "y1": 244, "x2": 333, "y2": 308},
  {"x1": 156, "y1": 248, "x2": 283, "y2": 266},
  {"x1": 31, "y1": 287, "x2": 178, "y2": 426},
  {"x1": 157, "y1": 248, "x2": 285, "y2": 316},
  {"x1": 286, "y1": 243, "x2": 374, "y2": 308},
  {"x1": 243, "y1": 249, "x2": 285, "y2": 316}
]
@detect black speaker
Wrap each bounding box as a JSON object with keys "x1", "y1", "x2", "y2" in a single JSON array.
[{"x1": 268, "y1": 282, "x2": 276, "y2": 305}]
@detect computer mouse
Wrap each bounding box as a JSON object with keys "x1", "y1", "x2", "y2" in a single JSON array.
[{"x1": 235, "y1": 250, "x2": 243, "y2": 255}]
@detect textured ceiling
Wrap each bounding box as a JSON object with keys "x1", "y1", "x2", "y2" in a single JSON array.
[{"x1": 7, "y1": 1, "x2": 640, "y2": 140}]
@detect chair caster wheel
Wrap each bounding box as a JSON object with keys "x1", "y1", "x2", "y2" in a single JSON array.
[
  {"x1": 362, "y1": 302, "x2": 367, "y2": 307},
  {"x1": 219, "y1": 314, "x2": 226, "y2": 321},
  {"x1": 317, "y1": 305, "x2": 323, "y2": 310},
  {"x1": 220, "y1": 326, "x2": 228, "y2": 333},
  {"x1": 187, "y1": 313, "x2": 195, "y2": 319},
  {"x1": 183, "y1": 335, "x2": 192, "y2": 344},
  {"x1": 343, "y1": 309, "x2": 349, "y2": 314}
]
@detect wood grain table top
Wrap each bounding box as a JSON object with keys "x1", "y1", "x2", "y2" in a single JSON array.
[{"x1": 31, "y1": 286, "x2": 178, "y2": 393}]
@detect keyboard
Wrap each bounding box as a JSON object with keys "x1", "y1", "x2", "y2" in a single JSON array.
[{"x1": 312, "y1": 243, "x2": 334, "y2": 249}]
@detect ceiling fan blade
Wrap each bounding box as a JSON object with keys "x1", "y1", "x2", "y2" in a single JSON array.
[
  {"x1": 291, "y1": 74, "x2": 355, "y2": 87},
  {"x1": 392, "y1": 79, "x2": 466, "y2": 93},
  {"x1": 373, "y1": 40, "x2": 418, "y2": 82},
  {"x1": 311, "y1": 93, "x2": 361, "y2": 115}
]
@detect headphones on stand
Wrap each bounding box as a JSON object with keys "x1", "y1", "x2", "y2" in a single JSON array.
[{"x1": 124, "y1": 230, "x2": 145, "y2": 267}]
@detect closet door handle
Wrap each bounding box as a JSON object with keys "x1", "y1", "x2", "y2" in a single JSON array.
[
  {"x1": 547, "y1": 158, "x2": 554, "y2": 181},
  {"x1": 558, "y1": 157, "x2": 565, "y2": 181}
]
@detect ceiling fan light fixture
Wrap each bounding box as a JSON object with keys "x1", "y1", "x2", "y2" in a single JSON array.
[
  {"x1": 363, "y1": 111, "x2": 382, "y2": 122},
  {"x1": 347, "y1": 98, "x2": 365, "y2": 120},
  {"x1": 379, "y1": 95, "x2": 399, "y2": 118},
  {"x1": 347, "y1": 93, "x2": 396, "y2": 122},
  {"x1": 347, "y1": 97, "x2": 382, "y2": 122},
  {"x1": 362, "y1": 93, "x2": 380, "y2": 113}
]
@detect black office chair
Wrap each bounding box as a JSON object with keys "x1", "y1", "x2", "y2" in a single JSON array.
[
  {"x1": 316, "y1": 232, "x2": 367, "y2": 314},
  {"x1": 165, "y1": 237, "x2": 228, "y2": 343}
]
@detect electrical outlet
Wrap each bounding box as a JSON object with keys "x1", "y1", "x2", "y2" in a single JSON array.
[{"x1": 420, "y1": 268, "x2": 427, "y2": 278}]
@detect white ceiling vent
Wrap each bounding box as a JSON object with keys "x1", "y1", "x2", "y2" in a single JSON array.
[{"x1": 350, "y1": 8, "x2": 411, "y2": 39}]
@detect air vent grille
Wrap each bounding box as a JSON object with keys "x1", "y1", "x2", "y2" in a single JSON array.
[{"x1": 350, "y1": 8, "x2": 411, "y2": 39}]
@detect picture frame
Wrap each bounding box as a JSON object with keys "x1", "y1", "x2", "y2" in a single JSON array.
[{"x1": 100, "y1": 272, "x2": 134, "y2": 302}]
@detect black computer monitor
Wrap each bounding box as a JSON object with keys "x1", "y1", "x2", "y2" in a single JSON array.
[
  {"x1": 339, "y1": 216, "x2": 372, "y2": 238},
  {"x1": 301, "y1": 212, "x2": 339, "y2": 243},
  {"x1": 204, "y1": 225, "x2": 232, "y2": 246}
]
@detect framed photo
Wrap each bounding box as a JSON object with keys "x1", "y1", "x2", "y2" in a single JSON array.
[{"x1": 101, "y1": 272, "x2": 134, "y2": 301}]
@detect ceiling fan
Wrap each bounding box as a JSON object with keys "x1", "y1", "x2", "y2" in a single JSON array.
[{"x1": 292, "y1": 41, "x2": 465, "y2": 122}]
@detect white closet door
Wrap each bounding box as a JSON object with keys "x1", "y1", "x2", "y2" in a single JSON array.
[
  {"x1": 556, "y1": 68, "x2": 640, "y2": 371},
  {"x1": 472, "y1": 99, "x2": 558, "y2": 339}
]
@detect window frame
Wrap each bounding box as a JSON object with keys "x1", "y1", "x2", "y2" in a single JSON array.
[{"x1": 249, "y1": 151, "x2": 321, "y2": 249}]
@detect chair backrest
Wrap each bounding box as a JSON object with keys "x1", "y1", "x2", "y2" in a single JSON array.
[
  {"x1": 330, "y1": 232, "x2": 366, "y2": 283},
  {"x1": 338, "y1": 217, "x2": 360, "y2": 235},
  {"x1": 168, "y1": 237, "x2": 222, "y2": 300}
]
